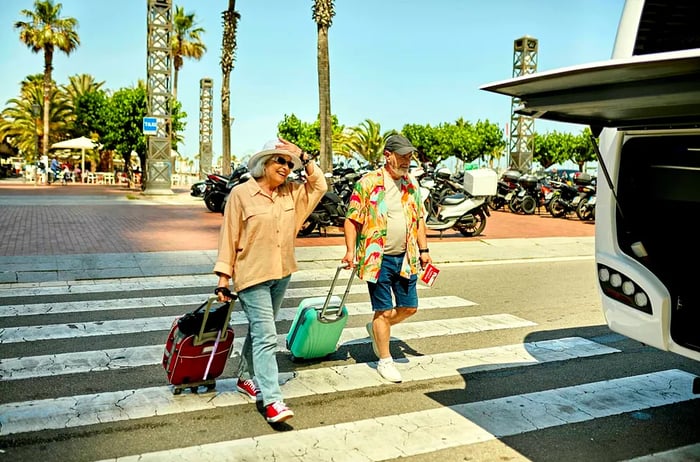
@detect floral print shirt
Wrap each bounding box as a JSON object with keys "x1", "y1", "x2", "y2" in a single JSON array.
[{"x1": 346, "y1": 168, "x2": 424, "y2": 283}]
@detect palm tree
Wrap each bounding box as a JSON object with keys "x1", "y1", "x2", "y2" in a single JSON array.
[
  {"x1": 346, "y1": 119, "x2": 387, "y2": 166},
  {"x1": 61, "y1": 73, "x2": 105, "y2": 102},
  {"x1": 312, "y1": 0, "x2": 335, "y2": 173},
  {"x1": 0, "y1": 75, "x2": 72, "y2": 161},
  {"x1": 14, "y1": 0, "x2": 79, "y2": 158},
  {"x1": 171, "y1": 5, "x2": 207, "y2": 101},
  {"x1": 220, "y1": 0, "x2": 240, "y2": 176}
]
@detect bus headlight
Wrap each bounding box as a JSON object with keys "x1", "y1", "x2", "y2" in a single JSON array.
[{"x1": 597, "y1": 263, "x2": 652, "y2": 315}]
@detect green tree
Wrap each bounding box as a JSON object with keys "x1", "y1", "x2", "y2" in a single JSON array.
[
  {"x1": 61, "y1": 74, "x2": 107, "y2": 138},
  {"x1": 312, "y1": 0, "x2": 335, "y2": 173},
  {"x1": 71, "y1": 89, "x2": 109, "y2": 139},
  {"x1": 278, "y1": 114, "x2": 321, "y2": 155},
  {"x1": 533, "y1": 131, "x2": 577, "y2": 169},
  {"x1": 0, "y1": 74, "x2": 72, "y2": 160},
  {"x1": 220, "y1": 0, "x2": 240, "y2": 175},
  {"x1": 403, "y1": 119, "x2": 504, "y2": 167},
  {"x1": 15, "y1": 0, "x2": 79, "y2": 158},
  {"x1": 172, "y1": 5, "x2": 207, "y2": 101},
  {"x1": 344, "y1": 119, "x2": 387, "y2": 166},
  {"x1": 100, "y1": 85, "x2": 185, "y2": 177},
  {"x1": 571, "y1": 127, "x2": 597, "y2": 171}
]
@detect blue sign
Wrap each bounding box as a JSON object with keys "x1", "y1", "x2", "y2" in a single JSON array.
[{"x1": 142, "y1": 117, "x2": 158, "y2": 135}]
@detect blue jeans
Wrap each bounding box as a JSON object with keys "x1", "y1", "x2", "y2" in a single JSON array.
[{"x1": 236, "y1": 275, "x2": 290, "y2": 406}]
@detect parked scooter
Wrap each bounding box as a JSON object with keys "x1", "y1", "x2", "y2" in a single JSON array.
[{"x1": 421, "y1": 169, "x2": 496, "y2": 237}]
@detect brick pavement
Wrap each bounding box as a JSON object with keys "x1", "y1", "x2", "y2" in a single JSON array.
[{"x1": 0, "y1": 179, "x2": 594, "y2": 256}]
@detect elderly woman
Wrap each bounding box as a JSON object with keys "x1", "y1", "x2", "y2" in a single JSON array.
[{"x1": 213, "y1": 137, "x2": 327, "y2": 424}]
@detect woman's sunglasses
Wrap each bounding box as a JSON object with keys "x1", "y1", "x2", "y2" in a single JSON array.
[{"x1": 271, "y1": 156, "x2": 295, "y2": 169}]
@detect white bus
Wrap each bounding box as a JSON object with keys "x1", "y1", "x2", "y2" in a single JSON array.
[{"x1": 482, "y1": 1, "x2": 700, "y2": 392}]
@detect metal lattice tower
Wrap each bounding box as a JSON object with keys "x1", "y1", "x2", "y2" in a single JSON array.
[
  {"x1": 199, "y1": 78, "x2": 214, "y2": 179},
  {"x1": 509, "y1": 36, "x2": 538, "y2": 172},
  {"x1": 144, "y1": 0, "x2": 173, "y2": 194}
]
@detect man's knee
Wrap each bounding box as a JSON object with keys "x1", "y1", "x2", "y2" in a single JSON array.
[{"x1": 398, "y1": 307, "x2": 418, "y2": 317}]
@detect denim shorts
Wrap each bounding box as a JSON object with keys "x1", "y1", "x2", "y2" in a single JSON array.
[{"x1": 367, "y1": 253, "x2": 418, "y2": 311}]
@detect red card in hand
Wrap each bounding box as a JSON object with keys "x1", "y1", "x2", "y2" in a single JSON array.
[{"x1": 419, "y1": 263, "x2": 440, "y2": 287}]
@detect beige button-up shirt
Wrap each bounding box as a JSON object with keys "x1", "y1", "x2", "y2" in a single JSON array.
[{"x1": 213, "y1": 166, "x2": 327, "y2": 292}]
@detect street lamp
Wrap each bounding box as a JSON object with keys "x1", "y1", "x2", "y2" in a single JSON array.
[{"x1": 31, "y1": 103, "x2": 41, "y2": 185}]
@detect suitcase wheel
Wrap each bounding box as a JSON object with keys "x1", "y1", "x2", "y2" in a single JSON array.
[
  {"x1": 172, "y1": 387, "x2": 183, "y2": 395},
  {"x1": 206, "y1": 383, "x2": 216, "y2": 391},
  {"x1": 190, "y1": 386, "x2": 199, "y2": 394},
  {"x1": 289, "y1": 353, "x2": 300, "y2": 363}
]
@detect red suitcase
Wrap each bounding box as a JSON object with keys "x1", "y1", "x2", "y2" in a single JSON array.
[{"x1": 163, "y1": 294, "x2": 236, "y2": 395}]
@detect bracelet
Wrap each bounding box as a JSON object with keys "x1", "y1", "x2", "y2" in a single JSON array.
[{"x1": 419, "y1": 248, "x2": 430, "y2": 254}]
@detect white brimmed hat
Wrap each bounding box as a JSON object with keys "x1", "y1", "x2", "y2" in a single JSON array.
[{"x1": 247, "y1": 139, "x2": 302, "y2": 171}]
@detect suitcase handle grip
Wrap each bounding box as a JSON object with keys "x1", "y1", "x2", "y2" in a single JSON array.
[{"x1": 320, "y1": 265, "x2": 357, "y2": 318}]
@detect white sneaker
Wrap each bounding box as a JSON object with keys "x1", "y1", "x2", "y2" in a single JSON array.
[{"x1": 376, "y1": 360, "x2": 402, "y2": 383}]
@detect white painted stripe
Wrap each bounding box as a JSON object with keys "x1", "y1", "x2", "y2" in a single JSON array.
[
  {"x1": 0, "y1": 258, "x2": 593, "y2": 298},
  {"x1": 0, "y1": 337, "x2": 618, "y2": 436},
  {"x1": 625, "y1": 443, "x2": 700, "y2": 461},
  {"x1": 0, "y1": 290, "x2": 469, "y2": 317},
  {"x1": 0, "y1": 295, "x2": 472, "y2": 344},
  {"x1": 0, "y1": 312, "x2": 525, "y2": 380},
  {"x1": 0, "y1": 268, "x2": 352, "y2": 298},
  {"x1": 94, "y1": 369, "x2": 696, "y2": 462}
]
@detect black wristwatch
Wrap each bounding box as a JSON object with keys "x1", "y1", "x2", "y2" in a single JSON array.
[{"x1": 419, "y1": 248, "x2": 430, "y2": 254}]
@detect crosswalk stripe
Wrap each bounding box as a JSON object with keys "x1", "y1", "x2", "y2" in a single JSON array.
[
  {"x1": 94, "y1": 369, "x2": 697, "y2": 462},
  {"x1": 0, "y1": 313, "x2": 528, "y2": 380},
  {"x1": 0, "y1": 291, "x2": 470, "y2": 318},
  {"x1": 0, "y1": 337, "x2": 618, "y2": 436},
  {"x1": 0, "y1": 295, "x2": 473, "y2": 344},
  {"x1": 0, "y1": 268, "x2": 351, "y2": 298}
]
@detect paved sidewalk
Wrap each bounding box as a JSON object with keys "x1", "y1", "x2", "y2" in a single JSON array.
[{"x1": 0, "y1": 178, "x2": 596, "y2": 283}]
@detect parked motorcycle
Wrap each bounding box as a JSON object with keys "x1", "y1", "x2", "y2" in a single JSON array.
[
  {"x1": 574, "y1": 174, "x2": 596, "y2": 221},
  {"x1": 190, "y1": 180, "x2": 206, "y2": 197},
  {"x1": 219, "y1": 165, "x2": 252, "y2": 214},
  {"x1": 487, "y1": 170, "x2": 521, "y2": 211},
  {"x1": 508, "y1": 174, "x2": 552, "y2": 215},
  {"x1": 202, "y1": 172, "x2": 231, "y2": 213}
]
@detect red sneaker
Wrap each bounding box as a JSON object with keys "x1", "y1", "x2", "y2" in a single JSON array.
[
  {"x1": 236, "y1": 378, "x2": 260, "y2": 400},
  {"x1": 265, "y1": 401, "x2": 294, "y2": 423}
]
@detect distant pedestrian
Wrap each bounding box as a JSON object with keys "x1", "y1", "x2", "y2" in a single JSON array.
[
  {"x1": 341, "y1": 134, "x2": 432, "y2": 383},
  {"x1": 213, "y1": 137, "x2": 327, "y2": 424}
]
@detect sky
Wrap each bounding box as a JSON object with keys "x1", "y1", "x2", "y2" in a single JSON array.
[{"x1": 0, "y1": 0, "x2": 626, "y2": 163}]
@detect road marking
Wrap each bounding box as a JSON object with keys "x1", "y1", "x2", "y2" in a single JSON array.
[
  {"x1": 0, "y1": 295, "x2": 474, "y2": 344},
  {"x1": 1, "y1": 312, "x2": 525, "y2": 379},
  {"x1": 0, "y1": 337, "x2": 618, "y2": 436},
  {"x1": 0, "y1": 292, "x2": 470, "y2": 317},
  {"x1": 93, "y1": 369, "x2": 697, "y2": 462},
  {"x1": 0, "y1": 268, "x2": 354, "y2": 298}
]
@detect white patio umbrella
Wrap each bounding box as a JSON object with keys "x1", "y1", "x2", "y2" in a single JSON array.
[{"x1": 50, "y1": 136, "x2": 99, "y2": 179}]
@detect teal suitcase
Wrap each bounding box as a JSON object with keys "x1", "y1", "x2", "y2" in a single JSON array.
[{"x1": 286, "y1": 265, "x2": 357, "y2": 361}]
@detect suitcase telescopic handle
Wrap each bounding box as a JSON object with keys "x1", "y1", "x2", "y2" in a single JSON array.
[
  {"x1": 320, "y1": 265, "x2": 357, "y2": 318},
  {"x1": 195, "y1": 293, "x2": 237, "y2": 344}
]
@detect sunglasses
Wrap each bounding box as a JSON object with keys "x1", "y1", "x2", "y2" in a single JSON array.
[{"x1": 271, "y1": 156, "x2": 295, "y2": 169}]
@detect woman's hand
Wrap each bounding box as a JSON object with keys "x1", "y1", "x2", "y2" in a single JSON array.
[{"x1": 276, "y1": 137, "x2": 303, "y2": 157}]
